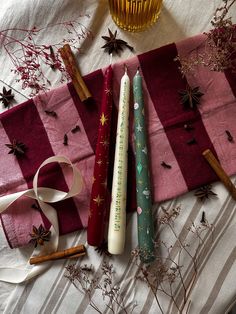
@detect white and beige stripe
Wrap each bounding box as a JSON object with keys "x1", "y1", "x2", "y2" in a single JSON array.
[{"x1": 3, "y1": 178, "x2": 236, "y2": 314}]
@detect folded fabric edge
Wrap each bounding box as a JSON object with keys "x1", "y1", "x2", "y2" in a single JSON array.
[{"x1": 1, "y1": 30, "x2": 236, "y2": 248}]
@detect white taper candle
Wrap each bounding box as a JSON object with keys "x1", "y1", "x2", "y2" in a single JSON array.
[{"x1": 108, "y1": 66, "x2": 130, "y2": 254}]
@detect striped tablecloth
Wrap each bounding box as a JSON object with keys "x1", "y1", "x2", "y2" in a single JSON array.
[{"x1": 0, "y1": 0, "x2": 236, "y2": 313}]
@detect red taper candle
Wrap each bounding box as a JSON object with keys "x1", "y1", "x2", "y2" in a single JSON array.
[{"x1": 87, "y1": 65, "x2": 113, "y2": 246}]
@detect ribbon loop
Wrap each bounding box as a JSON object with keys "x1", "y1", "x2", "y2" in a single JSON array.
[{"x1": 0, "y1": 155, "x2": 83, "y2": 283}]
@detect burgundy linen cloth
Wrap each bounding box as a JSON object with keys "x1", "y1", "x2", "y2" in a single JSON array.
[{"x1": 1, "y1": 33, "x2": 236, "y2": 248}]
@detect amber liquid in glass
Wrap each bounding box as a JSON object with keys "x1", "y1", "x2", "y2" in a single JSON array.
[{"x1": 108, "y1": 0, "x2": 163, "y2": 32}]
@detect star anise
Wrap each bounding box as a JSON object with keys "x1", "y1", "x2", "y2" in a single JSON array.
[
  {"x1": 101, "y1": 29, "x2": 134, "y2": 55},
  {"x1": 29, "y1": 224, "x2": 51, "y2": 248},
  {"x1": 95, "y1": 240, "x2": 112, "y2": 257},
  {"x1": 194, "y1": 184, "x2": 217, "y2": 201},
  {"x1": 178, "y1": 84, "x2": 204, "y2": 109},
  {"x1": 0, "y1": 87, "x2": 14, "y2": 108},
  {"x1": 5, "y1": 139, "x2": 27, "y2": 156}
]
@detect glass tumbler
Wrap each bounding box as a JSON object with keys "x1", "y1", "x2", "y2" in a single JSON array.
[{"x1": 108, "y1": 0, "x2": 163, "y2": 32}]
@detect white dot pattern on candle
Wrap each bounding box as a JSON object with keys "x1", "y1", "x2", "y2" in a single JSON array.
[{"x1": 108, "y1": 70, "x2": 130, "y2": 254}]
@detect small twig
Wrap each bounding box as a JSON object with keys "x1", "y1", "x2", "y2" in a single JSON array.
[
  {"x1": 179, "y1": 271, "x2": 197, "y2": 313},
  {"x1": 168, "y1": 222, "x2": 197, "y2": 270},
  {"x1": 142, "y1": 273, "x2": 164, "y2": 314},
  {"x1": 170, "y1": 284, "x2": 181, "y2": 312},
  {"x1": 0, "y1": 79, "x2": 29, "y2": 99}
]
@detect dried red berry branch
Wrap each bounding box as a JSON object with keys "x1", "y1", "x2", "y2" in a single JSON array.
[
  {"x1": 175, "y1": 0, "x2": 236, "y2": 75},
  {"x1": 0, "y1": 18, "x2": 93, "y2": 96}
]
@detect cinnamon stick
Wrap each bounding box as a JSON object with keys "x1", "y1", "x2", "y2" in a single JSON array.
[
  {"x1": 29, "y1": 244, "x2": 86, "y2": 265},
  {"x1": 67, "y1": 252, "x2": 86, "y2": 259},
  {"x1": 202, "y1": 149, "x2": 236, "y2": 200},
  {"x1": 59, "y1": 44, "x2": 92, "y2": 102}
]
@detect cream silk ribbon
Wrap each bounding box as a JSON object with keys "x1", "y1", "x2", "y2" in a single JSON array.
[{"x1": 0, "y1": 156, "x2": 83, "y2": 283}]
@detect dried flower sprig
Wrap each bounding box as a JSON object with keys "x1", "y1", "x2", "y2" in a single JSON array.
[
  {"x1": 0, "y1": 19, "x2": 92, "y2": 96},
  {"x1": 175, "y1": 0, "x2": 236, "y2": 75},
  {"x1": 65, "y1": 262, "x2": 137, "y2": 313},
  {"x1": 134, "y1": 204, "x2": 215, "y2": 314},
  {"x1": 65, "y1": 202, "x2": 215, "y2": 314},
  {"x1": 158, "y1": 205, "x2": 181, "y2": 225}
]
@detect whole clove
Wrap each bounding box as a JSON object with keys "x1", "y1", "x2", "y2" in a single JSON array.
[
  {"x1": 225, "y1": 130, "x2": 234, "y2": 142},
  {"x1": 63, "y1": 134, "x2": 68, "y2": 146},
  {"x1": 161, "y1": 161, "x2": 172, "y2": 169},
  {"x1": 187, "y1": 138, "x2": 197, "y2": 145}
]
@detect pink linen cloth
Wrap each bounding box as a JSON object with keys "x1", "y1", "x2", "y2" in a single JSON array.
[{"x1": 1, "y1": 33, "x2": 236, "y2": 248}]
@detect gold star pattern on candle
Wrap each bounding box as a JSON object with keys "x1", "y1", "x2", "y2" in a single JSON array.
[
  {"x1": 93, "y1": 195, "x2": 104, "y2": 206},
  {"x1": 97, "y1": 159, "x2": 103, "y2": 166},
  {"x1": 138, "y1": 225, "x2": 144, "y2": 231},
  {"x1": 145, "y1": 208, "x2": 152, "y2": 215},
  {"x1": 105, "y1": 88, "x2": 112, "y2": 95},
  {"x1": 100, "y1": 138, "x2": 109, "y2": 147},
  {"x1": 100, "y1": 113, "x2": 108, "y2": 126},
  {"x1": 101, "y1": 180, "x2": 107, "y2": 188},
  {"x1": 87, "y1": 65, "x2": 113, "y2": 246},
  {"x1": 137, "y1": 141, "x2": 141, "y2": 148}
]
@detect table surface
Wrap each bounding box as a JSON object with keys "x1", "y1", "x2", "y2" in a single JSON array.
[{"x1": 0, "y1": 1, "x2": 236, "y2": 313}]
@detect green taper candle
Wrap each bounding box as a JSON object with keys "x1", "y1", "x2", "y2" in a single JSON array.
[{"x1": 133, "y1": 68, "x2": 155, "y2": 263}]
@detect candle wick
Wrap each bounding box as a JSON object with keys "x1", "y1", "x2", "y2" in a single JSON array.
[
  {"x1": 124, "y1": 63, "x2": 128, "y2": 74},
  {"x1": 136, "y1": 66, "x2": 140, "y2": 75},
  {"x1": 109, "y1": 53, "x2": 113, "y2": 65}
]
